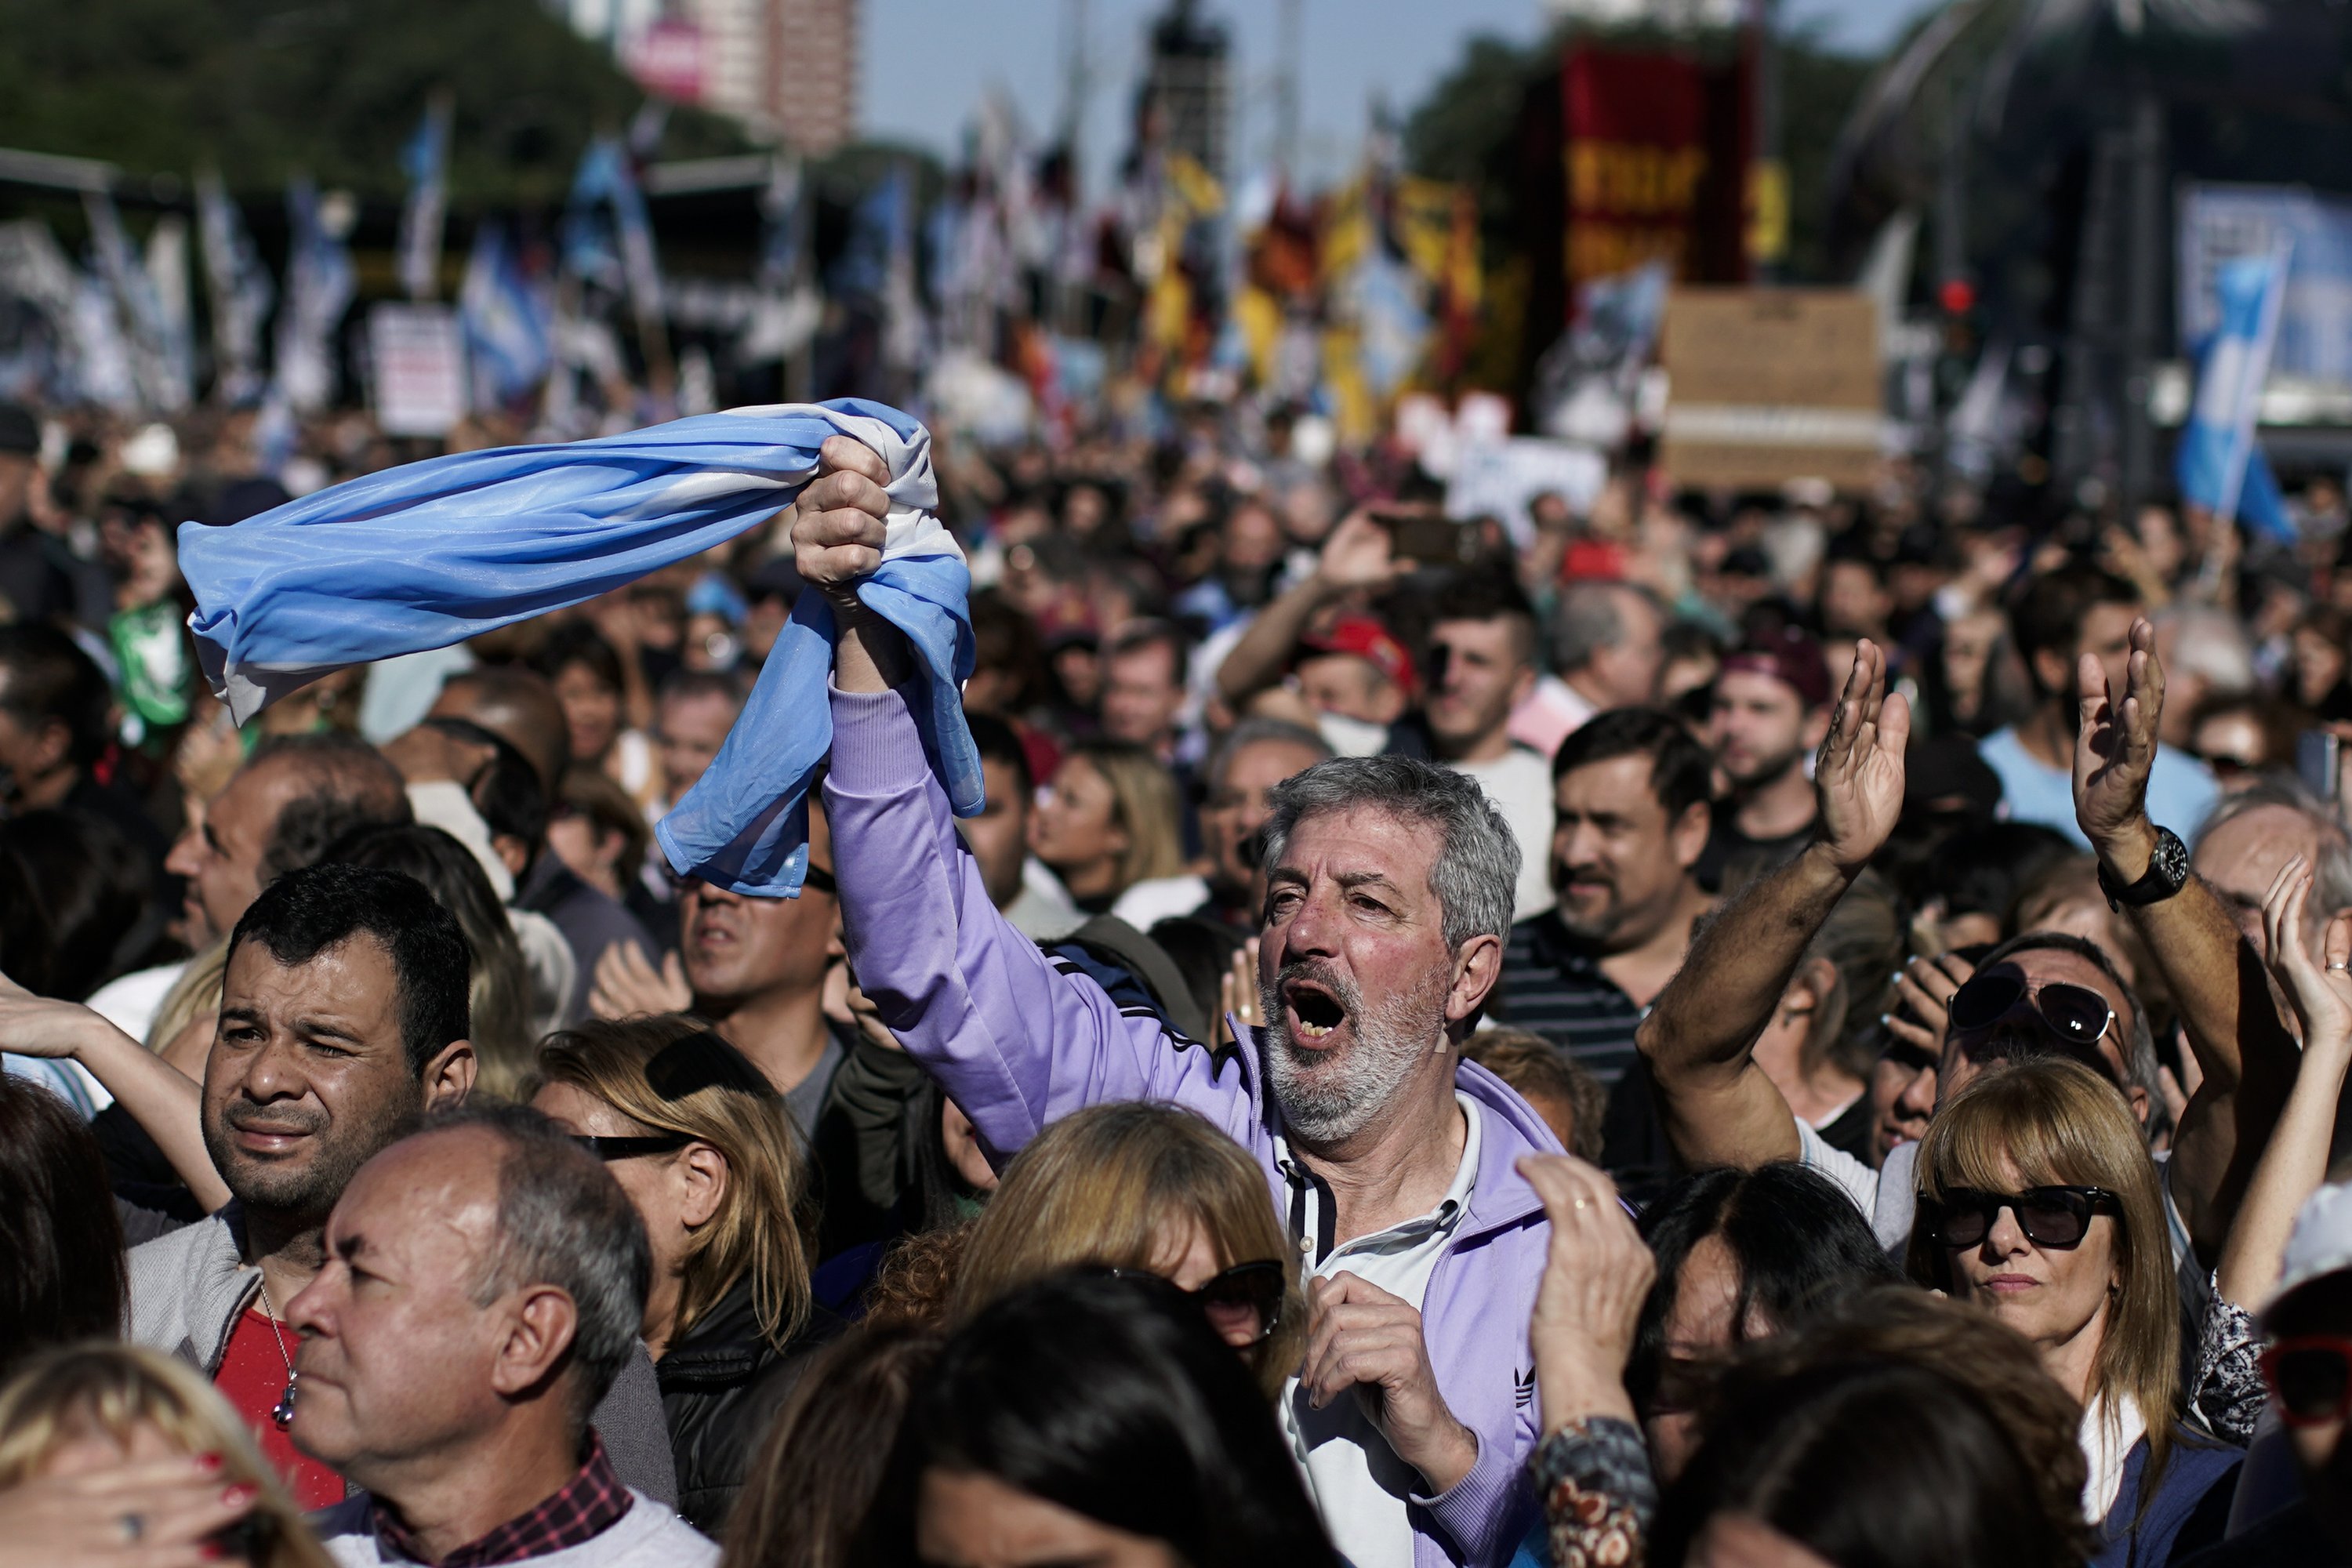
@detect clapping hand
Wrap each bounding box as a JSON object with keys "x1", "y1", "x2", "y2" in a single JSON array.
[
  {"x1": 2259, "y1": 855, "x2": 2352, "y2": 1063},
  {"x1": 589, "y1": 942, "x2": 692, "y2": 1022},
  {"x1": 1813, "y1": 638, "x2": 1910, "y2": 875}
]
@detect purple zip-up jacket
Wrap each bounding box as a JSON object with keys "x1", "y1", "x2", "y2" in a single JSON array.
[{"x1": 824, "y1": 682, "x2": 1560, "y2": 1568}]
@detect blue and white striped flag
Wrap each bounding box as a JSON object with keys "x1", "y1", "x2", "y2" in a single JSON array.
[
  {"x1": 397, "y1": 99, "x2": 453, "y2": 302},
  {"x1": 271, "y1": 180, "x2": 354, "y2": 413},
  {"x1": 195, "y1": 171, "x2": 274, "y2": 405},
  {"x1": 2178, "y1": 245, "x2": 2295, "y2": 542},
  {"x1": 459, "y1": 221, "x2": 552, "y2": 406},
  {"x1": 178, "y1": 400, "x2": 978, "y2": 898}
]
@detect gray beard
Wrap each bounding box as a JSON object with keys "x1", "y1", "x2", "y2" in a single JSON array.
[{"x1": 1260, "y1": 963, "x2": 1446, "y2": 1145}]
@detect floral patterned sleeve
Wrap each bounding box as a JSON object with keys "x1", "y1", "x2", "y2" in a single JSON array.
[
  {"x1": 2190, "y1": 1274, "x2": 2266, "y2": 1445},
  {"x1": 1529, "y1": 1415, "x2": 1656, "y2": 1568}
]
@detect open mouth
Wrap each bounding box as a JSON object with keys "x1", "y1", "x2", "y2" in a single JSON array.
[{"x1": 1284, "y1": 980, "x2": 1348, "y2": 1040}]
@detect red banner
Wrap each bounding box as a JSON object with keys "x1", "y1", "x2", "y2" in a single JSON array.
[{"x1": 1562, "y1": 46, "x2": 1750, "y2": 291}]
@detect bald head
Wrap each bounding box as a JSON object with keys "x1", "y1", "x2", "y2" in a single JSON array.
[{"x1": 433, "y1": 669, "x2": 571, "y2": 793}]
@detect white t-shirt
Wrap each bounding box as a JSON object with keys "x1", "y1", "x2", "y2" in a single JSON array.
[
  {"x1": 1446, "y1": 746, "x2": 1556, "y2": 923},
  {"x1": 1281, "y1": 1095, "x2": 1483, "y2": 1568},
  {"x1": 316, "y1": 1488, "x2": 713, "y2": 1568}
]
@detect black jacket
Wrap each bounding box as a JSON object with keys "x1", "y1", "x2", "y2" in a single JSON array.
[{"x1": 655, "y1": 1275, "x2": 845, "y2": 1535}]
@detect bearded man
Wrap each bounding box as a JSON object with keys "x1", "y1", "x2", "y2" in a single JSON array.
[{"x1": 799, "y1": 437, "x2": 1563, "y2": 1568}]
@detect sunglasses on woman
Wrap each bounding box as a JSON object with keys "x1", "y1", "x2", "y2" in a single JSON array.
[
  {"x1": 2260, "y1": 1336, "x2": 2352, "y2": 1428},
  {"x1": 1918, "y1": 1185, "x2": 2122, "y2": 1250},
  {"x1": 1112, "y1": 1259, "x2": 1288, "y2": 1345},
  {"x1": 571, "y1": 1131, "x2": 692, "y2": 1161},
  {"x1": 1946, "y1": 973, "x2": 2114, "y2": 1049}
]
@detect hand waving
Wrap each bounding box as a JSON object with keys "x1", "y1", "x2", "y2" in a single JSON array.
[
  {"x1": 2259, "y1": 855, "x2": 2352, "y2": 1061},
  {"x1": 2074, "y1": 617, "x2": 2162, "y2": 860},
  {"x1": 1314, "y1": 510, "x2": 1404, "y2": 595},
  {"x1": 1813, "y1": 638, "x2": 1910, "y2": 874}
]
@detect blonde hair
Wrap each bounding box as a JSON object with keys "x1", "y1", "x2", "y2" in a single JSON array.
[
  {"x1": 1907, "y1": 1058, "x2": 2179, "y2": 1482},
  {"x1": 146, "y1": 938, "x2": 227, "y2": 1054},
  {"x1": 536, "y1": 1017, "x2": 811, "y2": 1352},
  {"x1": 952, "y1": 1102, "x2": 1304, "y2": 1399},
  {"x1": 1070, "y1": 742, "x2": 1187, "y2": 892},
  {"x1": 0, "y1": 1344, "x2": 333, "y2": 1568}
]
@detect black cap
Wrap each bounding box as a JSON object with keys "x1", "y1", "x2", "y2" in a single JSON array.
[{"x1": 0, "y1": 404, "x2": 38, "y2": 456}]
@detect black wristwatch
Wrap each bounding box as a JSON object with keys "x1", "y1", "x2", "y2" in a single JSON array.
[{"x1": 2097, "y1": 826, "x2": 2189, "y2": 912}]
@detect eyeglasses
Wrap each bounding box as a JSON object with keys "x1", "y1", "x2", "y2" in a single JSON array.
[
  {"x1": 2260, "y1": 1336, "x2": 2352, "y2": 1427},
  {"x1": 1112, "y1": 1260, "x2": 1288, "y2": 1346},
  {"x1": 1946, "y1": 973, "x2": 2115, "y2": 1050},
  {"x1": 571, "y1": 1132, "x2": 692, "y2": 1162},
  {"x1": 1918, "y1": 1185, "x2": 2122, "y2": 1250}
]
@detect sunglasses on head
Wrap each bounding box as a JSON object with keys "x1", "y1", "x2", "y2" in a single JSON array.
[
  {"x1": 1947, "y1": 973, "x2": 2115, "y2": 1050},
  {"x1": 1918, "y1": 1185, "x2": 2122, "y2": 1250},
  {"x1": 2261, "y1": 1336, "x2": 2352, "y2": 1428},
  {"x1": 571, "y1": 1131, "x2": 692, "y2": 1162},
  {"x1": 1112, "y1": 1259, "x2": 1288, "y2": 1345}
]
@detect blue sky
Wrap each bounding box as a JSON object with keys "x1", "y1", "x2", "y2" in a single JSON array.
[{"x1": 858, "y1": 0, "x2": 1928, "y2": 194}]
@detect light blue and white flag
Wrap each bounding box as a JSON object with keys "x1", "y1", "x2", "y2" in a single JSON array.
[
  {"x1": 178, "y1": 400, "x2": 978, "y2": 898},
  {"x1": 271, "y1": 180, "x2": 355, "y2": 413},
  {"x1": 397, "y1": 98, "x2": 453, "y2": 302},
  {"x1": 562, "y1": 135, "x2": 662, "y2": 325},
  {"x1": 83, "y1": 190, "x2": 188, "y2": 410},
  {"x1": 2178, "y1": 244, "x2": 2295, "y2": 542},
  {"x1": 195, "y1": 171, "x2": 274, "y2": 405},
  {"x1": 459, "y1": 221, "x2": 553, "y2": 405}
]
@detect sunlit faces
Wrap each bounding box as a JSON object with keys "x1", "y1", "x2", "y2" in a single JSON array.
[
  {"x1": 1708, "y1": 670, "x2": 1822, "y2": 790},
  {"x1": 1550, "y1": 755, "x2": 1708, "y2": 947},
  {"x1": 1258, "y1": 805, "x2": 1474, "y2": 1144},
  {"x1": 1426, "y1": 617, "x2": 1532, "y2": 753},
  {"x1": 1943, "y1": 1158, "x2": 2121, "y2": 1370}
]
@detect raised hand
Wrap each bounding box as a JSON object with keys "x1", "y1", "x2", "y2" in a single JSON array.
[
  {"x1": 1813, "y1": 638, "x2": 1911, "y2": 874},
  {"x1": 1887, "y1": 951, "x2": 1976, "y2": 1058},
  {"x1": 2074, "y1": 617, "x2": 2163, "y2": 864},
  {"x1": 791, "y1": 435, "x2": 892, "y2": 605},
  {"x1": 1314, "y1": 510, "x2": 1404, "y2": 595},
  {"x1": 0, "y1": 970, "x2": 114, "y2": 1060},
  {"x1": 589, "y1": 942, "x2": 693, "y2": 1022},
  {"x1": 2259, "y1": 855, "x2": 2352, "y2": 1058},
  {"x1": 1516, "y1": 1153, "x2": 1653, "y2": 1429}
]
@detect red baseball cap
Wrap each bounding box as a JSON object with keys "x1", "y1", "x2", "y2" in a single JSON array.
[
  {"x1": 1298, "y1": 615, "x2": 1417, "y2": 697},
  {"x1": 1720, "y1": 626, "x2": 1831, "y2": 710}
]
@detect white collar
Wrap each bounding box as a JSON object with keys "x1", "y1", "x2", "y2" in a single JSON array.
[{"x1": 2079, "y1": 1392, "x2": 2149, "y2": 1523}]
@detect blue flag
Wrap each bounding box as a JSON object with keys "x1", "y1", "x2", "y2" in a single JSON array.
[
  {"x1": 397, "y1": 100, "x2": 452, "y2": 302},
  {"x1": 459, "y1": 222, "x2": 552, "y2": 405},
  {"x1": 178, "y1": 401, "x2": 978, "y2": 898},
  {"x1": 2178, "y1": 247, "x2": 2295, "y2": 542}
]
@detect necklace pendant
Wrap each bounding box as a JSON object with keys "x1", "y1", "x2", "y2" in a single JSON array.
[{"x1": 270, "y1": 1379, "x2": 296, "y2": 1430}]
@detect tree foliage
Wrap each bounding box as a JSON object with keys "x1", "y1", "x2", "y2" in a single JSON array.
[{"x1": 0, "y1": 0, "x2": 749, "y2": 205}]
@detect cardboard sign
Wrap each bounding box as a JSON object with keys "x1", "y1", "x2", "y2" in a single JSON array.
[
  {"x1": 1659, "y1": 288, "x2": 1882, "y2": 489},
  {"x1": 368, "y1": 303, "x2": 466, "y2": 437}
]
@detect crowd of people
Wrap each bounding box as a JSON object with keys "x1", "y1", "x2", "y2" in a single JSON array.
[{"x1": 0, "y1": 383, "x2": 2350, "y2": 1568}]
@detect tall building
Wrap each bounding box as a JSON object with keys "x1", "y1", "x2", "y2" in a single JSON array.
[{"x1": 564, "y1": 0, "x2": 858, "y2": 154}]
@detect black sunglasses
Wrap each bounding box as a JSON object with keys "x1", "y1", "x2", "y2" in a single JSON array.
[
  {"x1": 1112, "y1": 1260, "x2": 1288, "y2": 1345},
  {"x1": 1947, "y1": 974, "x2": 2114, "y2": 1049},
  {"x1": 1919, "y1": 1185, "x2": 2122, "y2": 1250},
  {"x1": 2260, "y1": 1336, "x2": 2352, "y2": 1427},
  {"x1": 571, "y1": 1132, "x2": 692, "y2": 1162}
]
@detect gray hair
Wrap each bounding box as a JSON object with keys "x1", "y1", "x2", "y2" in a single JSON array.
[
  {"x1": 2196, "y1": 778, "x2": 2352, "y2": 916},
  {"x1": 1548, "y1": 581, "x2": 1658, "y2": 676},
  {"x1": 1261, "y1": 755, "x2": 1519, "y2": 952},
  {"x1": 425, "y1": 1102, "x2": 651, "y2": 1421},
  {"x1": 1208, "y1": 717, "x2": 1332, "y2": 794}
]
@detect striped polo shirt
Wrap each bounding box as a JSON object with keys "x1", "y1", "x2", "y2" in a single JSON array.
[{"x1": 1488, "y1": 911, "x2": 1645, "y2": 1085}]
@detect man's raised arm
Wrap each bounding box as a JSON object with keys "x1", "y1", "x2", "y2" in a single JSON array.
[
  {"x1": 795, "y1": 439, "x2": 1248, "y2": 1162},
  {"x1": 2072, "y1": 619, "x2": 2299, "y2": 1261},
  {"x1": 1639, "y1": 641, "x2": 1910, "y2": 1170}
]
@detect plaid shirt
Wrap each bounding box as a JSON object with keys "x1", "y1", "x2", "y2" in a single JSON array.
[{"x1": 372, "y1": 1436, "x2": 633, "y2": 1566}]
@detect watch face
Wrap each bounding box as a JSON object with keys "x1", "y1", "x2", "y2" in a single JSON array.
[{"x1": 2154, "y1": 829, "x2": 2189, "y2": 885}]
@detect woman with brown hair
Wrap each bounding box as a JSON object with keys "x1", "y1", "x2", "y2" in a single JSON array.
[
  {"x1": 1907, "y1": 1057, "x2": 2241, "y2": 1568},
  {"x1": 951, "y1": 1101, "x2": 1304, "y2": 1399},
  {"x1": 0, "y1": 1344, "x2": 332, "y2": 1568},
  {"x1": 1025, "y1": 742, "x2": 1186, "y2": 916},
  {"x1": 532, "y1": 1015, "x2": 830, "y2": 1534}
]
